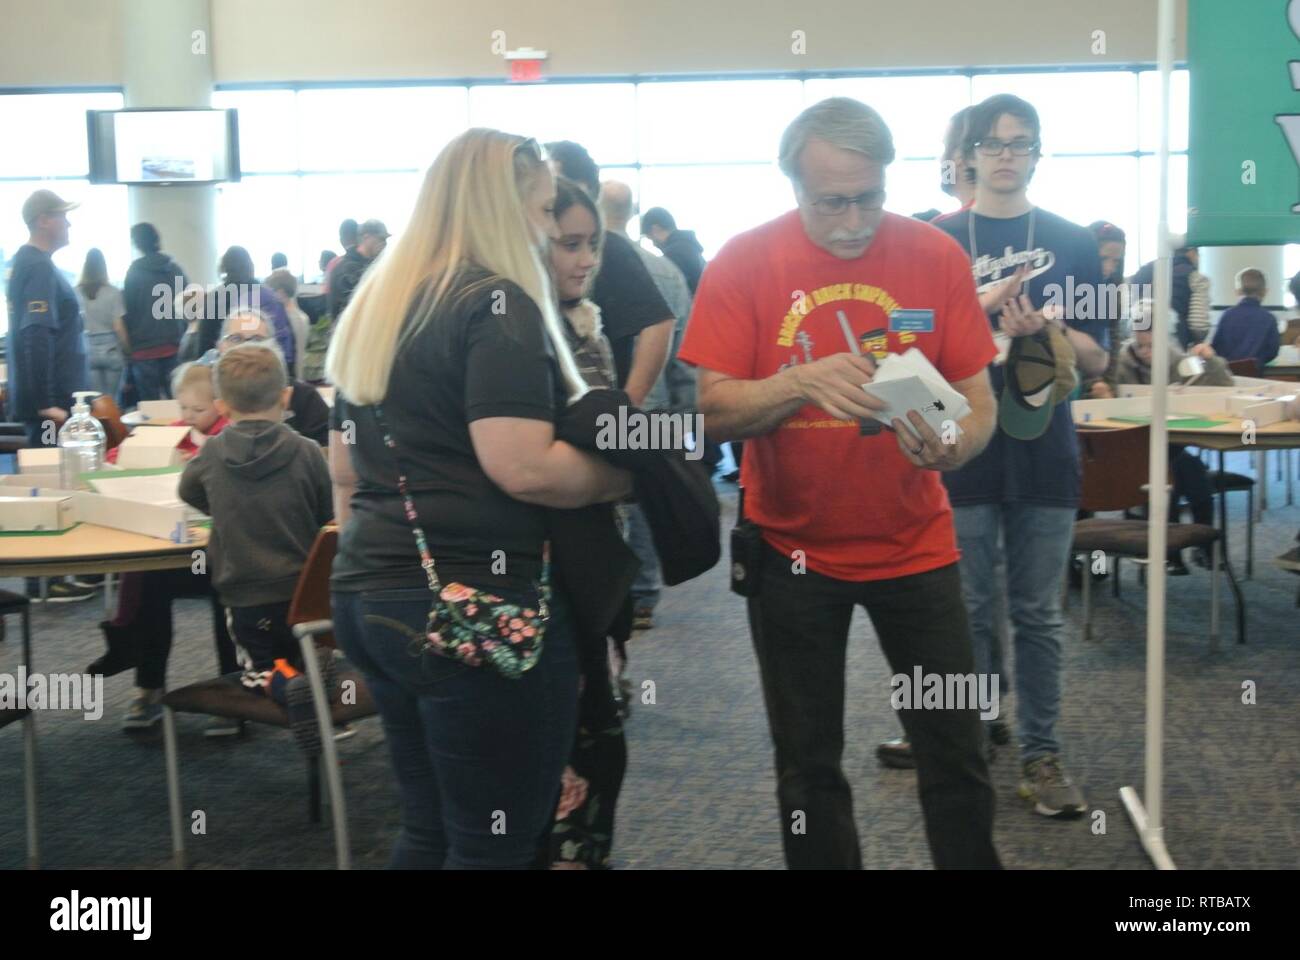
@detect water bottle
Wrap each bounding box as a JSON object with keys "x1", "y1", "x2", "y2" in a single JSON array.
[{"x1": 58, "y1": 391, "x2": 107, "y2": 490}]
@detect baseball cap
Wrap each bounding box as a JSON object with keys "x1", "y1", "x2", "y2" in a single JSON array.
[
  {"x1": 22, "y1": 189, "x2": 79, "y2": 227},
  {"x1": 999, "y1": 325, "x2": 1077, "y2": 440},
  {"x1": 358, "y1": 219, "x2": 390, "y2": 239}
]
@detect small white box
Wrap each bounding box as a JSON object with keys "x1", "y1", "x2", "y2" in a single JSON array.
[
  {"x1": 0, "y1": 495, "x2": 76, "y2": 532},
  {"x1": 137, "y1": 400, "x2": 181, "y2": 422},
  {"x1": 16, "y1": 448, "x2": 61, "y2": 474},
  {"x1": 114, "y1": 426, "x2": 191, "y2": 470}
]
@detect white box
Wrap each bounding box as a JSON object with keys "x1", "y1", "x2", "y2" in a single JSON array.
[
  {"x1": 137, "y1": 399, "x2": 181, "y2": 422},
  {"x1": 16, "y1": 448, "x2": 61, "y2": 474},
  {"x1": 113, "y1": 426, "x2": 191, "y2": 470},
  {"x1": 0, "y1": 495, "x2": 76, "y2": 532},
  {"x1": 72, "y1": 491, "x2": 193, "y2": 542},
  {"x1": 1071, "y1": 397, "x2": 1152, "y2": 423},
  {"x1": 1231, "y1": 399, "x2": 1288, "y2": 427}
]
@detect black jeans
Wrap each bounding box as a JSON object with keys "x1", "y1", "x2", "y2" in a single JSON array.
[
  {"x1": 131, "y1": 568, "x2": 238, "y2": 689},
  {"x1": 747, "y1": 543, "x2": 1000, "y2": 869},
  {"x1": 226, "y1": 599, "x2": 298, "y2": 672},
  {"x1": 1169, "y1": 446, "x2": 1214, "y2": 526}
]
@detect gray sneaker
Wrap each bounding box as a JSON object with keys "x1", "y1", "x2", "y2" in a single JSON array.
[
  {"x1": 1018, "y1": 754, "x2": 1087, "y2": 818},
  {"x1": 122, "y1": 690, "x2": 163, "y2": 730}
]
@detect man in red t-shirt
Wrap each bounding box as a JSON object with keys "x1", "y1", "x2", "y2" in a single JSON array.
[{"x1": 678, "y1": 97, "x2": 1001, "y2": 869}]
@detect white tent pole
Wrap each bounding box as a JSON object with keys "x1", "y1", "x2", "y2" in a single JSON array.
[{"x1": 1121, "y1": 0, "x2": 1177, "y2": 871}]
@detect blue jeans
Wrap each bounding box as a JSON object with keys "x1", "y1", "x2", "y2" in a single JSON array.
[
  {"x1": 130, "y1": 355, "x2": 179, "y2": 402},
  {"x1": 952, "y1": 503, "x2": 1076, "y2": 764},
  {"x1": 624, "y1": 503, "x2": 662, "y2": 611},
  {"x1": 332, "y1": 584, "x2": 579, "y2": 869}
]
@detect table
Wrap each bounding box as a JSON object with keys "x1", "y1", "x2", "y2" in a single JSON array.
[
  {"x1": 1264, "y1": 364, "x2": 1300, "y2": 382},
  {"x1": 0, "y1": 524, "x2": 209, "y2": 579},
  {"x1": 1080, "y1": 416, "x2": 1300, "y2": 587}
]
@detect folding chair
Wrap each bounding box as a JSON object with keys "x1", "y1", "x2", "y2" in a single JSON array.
[
  {"x1": 160, "y1": 526, "x2": 375, "y2": 869},
  {"x1": 0, "y1": 589, "x2": 38, "y2": 867},
  {"x1": 1070, "y1": 425, "x2": 1246, "y2": 649}
]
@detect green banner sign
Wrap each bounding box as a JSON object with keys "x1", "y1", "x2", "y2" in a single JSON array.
[{"x1": 1187, "y1": 0, "x2": 1300, "y2": 245}]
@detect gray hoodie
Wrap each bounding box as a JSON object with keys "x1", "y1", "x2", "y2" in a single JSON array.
[{"x1": 179, "y1": 419, "x2": 333, "y2": 607}]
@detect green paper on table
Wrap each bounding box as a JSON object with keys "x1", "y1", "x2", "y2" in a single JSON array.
[
  {"x1": 1109, "y1": 415, "x2": 1229, "y2": 429},
  {"x1": 0, "y1": 522, "x2": 82, "y2": 537}
]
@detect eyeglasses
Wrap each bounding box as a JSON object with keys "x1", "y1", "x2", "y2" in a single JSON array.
[
  {"x1": 221, "y1": 332, "x2": 269, "y2": 346},
  {"x1": 973, "y1": 138, "x2": 1040, "y2": 157},
  {"x1": 808, "y1": 190, "x2": 887, "y2": 216}
]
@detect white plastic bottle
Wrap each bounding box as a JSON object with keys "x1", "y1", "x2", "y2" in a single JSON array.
[{"x1": 58, "y1": 391, "x2": 107, "y2": 490}]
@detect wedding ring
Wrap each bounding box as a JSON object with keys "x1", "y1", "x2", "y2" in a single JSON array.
[{"x1": 912, "y1": 444, "x2": 924, "y2": 456}]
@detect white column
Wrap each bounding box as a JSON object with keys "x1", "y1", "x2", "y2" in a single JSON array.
[{"x1": 121, "y1": 0, "x2": 217, "y2": 285}]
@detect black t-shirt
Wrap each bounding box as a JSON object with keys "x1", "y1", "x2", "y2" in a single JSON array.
[
  {"x1": 330, "y1": 267, "x2": 565, "y2": 594},
  {"x1": 591, "y1": 231, "x2": 672, "y2": 387}
]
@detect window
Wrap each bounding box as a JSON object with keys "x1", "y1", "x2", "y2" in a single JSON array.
[
  {"x1": 804, "y1": 75, "x2": 972, "y2": 159},
  {"x1": 295, "y1": 87, "x2": 468, "y2": 172},
  {"x1": 636, "y1": 80, "x2": 804, "y2": 165},
  {"x1": 0, "y1": 90, "x2": 126, "y2": 338},
  {"x1": 971, "y1": 71, "x2": 1140, "y2": 155},
  {"x1": 469, "y1": 83, "x2": 637, "y2": 165}
]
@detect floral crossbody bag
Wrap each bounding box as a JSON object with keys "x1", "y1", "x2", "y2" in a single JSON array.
[{"x1": 374, "y1": 405, "x2": 550, "y2": 680}]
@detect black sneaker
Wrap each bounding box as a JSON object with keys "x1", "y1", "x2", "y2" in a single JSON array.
[
  {"x1": 285, "y1": 675, "x2": 322, "y2": 756},
  {"x1": 31, "y1": 582, "x2": 97, "y2": 603},
  {"x1": 1166, "y1": 558, "x2": 1191, "y2": 577},
  {"x1": 87, "y1": 621, "x2": 141, "y2": 678}
]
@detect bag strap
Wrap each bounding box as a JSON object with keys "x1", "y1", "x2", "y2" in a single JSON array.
[
  {"x1": 735, "y1": 442, "x2": 745, "y2": 526},
  {"x1": 372, "y1": 403, "x2": 550, "y2": 593}
]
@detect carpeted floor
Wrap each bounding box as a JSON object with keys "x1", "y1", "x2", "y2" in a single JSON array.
[{"x1": 2, "y1": 449, "x2": 1298, "y2": 870}]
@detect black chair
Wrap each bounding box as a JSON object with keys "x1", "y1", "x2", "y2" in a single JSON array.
[
  {"x1": 1070, "y1": 425, "x2": 1245, "y2": 648},
  {"x1": 1207, "y1": 469, "x2": 1256, "y2": 577},
  {"x1": 0, "y1": 589, "x2": 38, "y2": 867},
  {"x1": 160, "y1": 527, "x2": 376, "y2": 869}
]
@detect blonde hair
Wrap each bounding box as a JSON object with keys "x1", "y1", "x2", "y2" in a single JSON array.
[
  {"x1": 326, "y1": 128, "x2": 587, "y2": 404},
  {"x1": 170, "y1": 361, "x2": 215, "y2": 399}
]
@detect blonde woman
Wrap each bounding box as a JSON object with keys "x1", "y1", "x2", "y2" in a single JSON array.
[{"x1": 326, "y1": 129, "x2": 632, "y2": 869}]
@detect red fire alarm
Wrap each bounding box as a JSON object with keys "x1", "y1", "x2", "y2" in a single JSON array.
[{"x1": 506, "y1": 47, "x2": 548, "y2": 83}]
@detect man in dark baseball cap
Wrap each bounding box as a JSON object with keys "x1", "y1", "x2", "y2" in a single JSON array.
[
  {"x1": 327, "y1": 219, "x2": 388, "y2": 319},
  {"x1": 6, "y1": 189, "x2": 94, "y2": 602}
]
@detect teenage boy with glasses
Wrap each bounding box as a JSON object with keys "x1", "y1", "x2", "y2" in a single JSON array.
[{"x1": 928, "y1": 94, "x2": 1109, "y2": 819}]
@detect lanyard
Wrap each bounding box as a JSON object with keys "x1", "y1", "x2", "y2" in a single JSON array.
[{"x1": 968, "y1": 206, "x2": 1037, "y2": 287}]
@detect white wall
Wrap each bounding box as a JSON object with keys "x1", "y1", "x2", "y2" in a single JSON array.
[{"x1": 1, "y1": 0, "x2": 1189, "y2": 87}]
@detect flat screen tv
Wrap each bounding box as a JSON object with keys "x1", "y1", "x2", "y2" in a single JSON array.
[{"x1": 87, "y1": 108, "x2": 240, "y2": 185}]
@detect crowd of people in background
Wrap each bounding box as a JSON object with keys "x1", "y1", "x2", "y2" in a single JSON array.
[{"x1": 4, "y1": 89, "x2": 1300, "y2": 870}]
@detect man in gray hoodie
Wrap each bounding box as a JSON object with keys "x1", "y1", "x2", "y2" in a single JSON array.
[{"x1": 179, "y1": 343, "x2": 333, "y2": 692}]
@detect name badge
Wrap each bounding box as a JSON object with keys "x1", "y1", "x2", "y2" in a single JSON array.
[{"x1": 889, "y1": 308, "x2": 934, "y2": 333}]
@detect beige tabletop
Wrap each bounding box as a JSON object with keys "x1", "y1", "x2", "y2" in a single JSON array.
[
  {"x1": 0, "y1": 523, "x2": 209, "y2": 578},
  {"x1": 1079, "y1": 417, "x2": 1300, "y2": 452}
]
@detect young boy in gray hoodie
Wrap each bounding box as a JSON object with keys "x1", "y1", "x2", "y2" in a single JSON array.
[{"x1": 179, "y1": 343, "x2": 333, "y2": 695}]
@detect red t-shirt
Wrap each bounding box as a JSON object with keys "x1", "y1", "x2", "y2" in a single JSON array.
[{"x1": 678, "y1": 210, "x2": 996, "y2": 582}]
